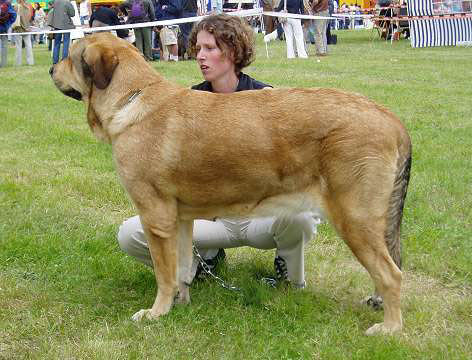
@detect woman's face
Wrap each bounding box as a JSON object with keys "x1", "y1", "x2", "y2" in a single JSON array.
[{"x1": 195, "y1": 30, "x2": 235, "y2": 83}]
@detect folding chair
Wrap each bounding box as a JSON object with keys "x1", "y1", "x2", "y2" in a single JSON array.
[
  {"x1": 372, "y1": 7, "x2": 391, "y2": 40},
  {"x1": 392, "y1": 5, "x2": 410, "y2": 40}
]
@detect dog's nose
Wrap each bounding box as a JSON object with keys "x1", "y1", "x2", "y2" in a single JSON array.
[{"x1": 49, "y1": 66, "x2": 54, "y2": 76}]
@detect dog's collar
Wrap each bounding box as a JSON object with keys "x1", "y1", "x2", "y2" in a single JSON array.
[{"x1": 127, "y1": 89, "x2": 142, "y2": 104}]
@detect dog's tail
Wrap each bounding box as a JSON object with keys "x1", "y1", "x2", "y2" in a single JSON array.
[{"x1": 384, "y1": 145, "x2": 412, "y2": 270}]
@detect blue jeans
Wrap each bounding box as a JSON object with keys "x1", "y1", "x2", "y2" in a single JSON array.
[
  {"x1": 52, "y1": 32, "x2": 71, "y2": 64},
  {"x1": 0, "y1": 35, "x2": 8, "y2": 67},
  {"x1": 80, "y1": 15, "x2": 89, "y2": 25},
  {"x1": 179, "y1": 12, "x2": 196, "y2": 54}
]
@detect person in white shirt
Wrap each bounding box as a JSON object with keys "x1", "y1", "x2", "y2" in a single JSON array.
[{"x1": 79, "y1": 0, "x2": 90, "y2": 25}]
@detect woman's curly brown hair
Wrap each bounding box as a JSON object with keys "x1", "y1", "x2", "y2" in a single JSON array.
[{"x1": 188, "y1": 14, "x2": 255, "y2": 74}]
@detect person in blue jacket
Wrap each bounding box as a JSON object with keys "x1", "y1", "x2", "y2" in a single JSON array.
[
  {"x1": 179, "y1": 0, "x2": 197, "y2": 59},
  {"x1": 0, "y1": 0, "x2": 17, "y2": 67},
  {"x1": 159, "y1": 0, "x2": 183, "y2": 21}
]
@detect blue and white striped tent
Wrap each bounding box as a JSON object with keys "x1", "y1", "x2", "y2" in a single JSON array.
[{"x1": 408, "y1": 0, "x2": 472, "y2": 47}]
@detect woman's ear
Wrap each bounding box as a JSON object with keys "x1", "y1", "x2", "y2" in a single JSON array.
[{"x1": 222, "y1": 47, "x2": 235, "y2": 63}]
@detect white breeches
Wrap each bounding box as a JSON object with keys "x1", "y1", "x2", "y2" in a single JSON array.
[{"x1": 117, "y1": 213, "x2": 320, "y2": 287}]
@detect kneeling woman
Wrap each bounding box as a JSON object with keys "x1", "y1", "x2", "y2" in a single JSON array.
[{"x1": 118, "y1": 14, "x2": 320, "y2": 288}]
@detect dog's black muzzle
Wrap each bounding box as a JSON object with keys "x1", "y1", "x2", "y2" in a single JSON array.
[
  {"x1": 49, "y1": 65, "x2": 83, "y2": 101},
  {"x1": 63, "y1": 89, "x2": 83, "y2": 101}
]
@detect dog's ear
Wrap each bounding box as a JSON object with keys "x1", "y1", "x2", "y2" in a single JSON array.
[{"x1": 82, "y1": 42, "x2": 119, "y2": 90}]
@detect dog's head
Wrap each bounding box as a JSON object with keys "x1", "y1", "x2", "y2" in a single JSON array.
[
  {"x1": 50, "y1": 33, "x2": 145, "y2": 142},
  {"x1": 49, "y1": 33, "x2": 136, "y2": 101}
]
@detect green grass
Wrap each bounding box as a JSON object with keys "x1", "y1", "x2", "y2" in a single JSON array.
[{"x1": 1, "y1": 30, "x2": 471, "y2": 359}]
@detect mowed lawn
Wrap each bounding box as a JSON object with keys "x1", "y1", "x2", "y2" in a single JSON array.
[{"x1": 0, "y1": 29, "x2": 471, "y2": 359}]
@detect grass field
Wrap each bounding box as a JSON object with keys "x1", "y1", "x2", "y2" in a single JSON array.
[{"x1": 1, "y1": 29, "x2": 471, "y2": 359}]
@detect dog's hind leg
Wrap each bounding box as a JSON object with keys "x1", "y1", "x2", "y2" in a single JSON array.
[
  {"x1": 131, "y1": 197, "x2": 179, "y2": 321},
  {"x1": 334, "y1": 211, "x2": 402, "y2": 334},
  {"x1": 176, "y1": 220, "x2": 194, "y2": 305},
  {"x1": 324, "y1": 191, "x2": 403, "y2": 335},
  {"x1": 363, "y1": 152, "x2": 411, "y2": 312}
]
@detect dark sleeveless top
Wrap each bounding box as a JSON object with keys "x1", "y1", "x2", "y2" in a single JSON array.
[{"x1": 191, "y1": 73, "x2": 272, "y2": 92}]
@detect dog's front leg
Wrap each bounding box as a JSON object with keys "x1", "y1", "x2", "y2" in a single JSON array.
[
  {"x1": 175, "y1": 220, "x2": 194, "y2": 304},
  {"x1": 131, "y1": 201, "x2": 179, "y2": 321}
]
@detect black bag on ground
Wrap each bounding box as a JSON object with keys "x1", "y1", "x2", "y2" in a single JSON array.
[
  {"x1": 328, "y1": 34, "x2": 337, "y2": 45},
  {"x1": 116, "y1": 28, "x2": 129, "y2": 39}
]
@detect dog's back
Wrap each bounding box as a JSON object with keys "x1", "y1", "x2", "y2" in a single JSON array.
[{"x1": 127, "y1": 86, "x2": 410, "y2": 211}]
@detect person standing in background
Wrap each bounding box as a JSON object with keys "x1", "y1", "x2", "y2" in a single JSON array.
[
  {"x1": 325, "y1": 0, "x2": 333, "y2": 45},
  {"x1": 0, "y1": 0, "x2": 17, "y2": 67},
  {"x1": 49, "y1": 0, "x2": 75, "y2": 64},
  {"x1": 79, "y1": 0, "x2": 90, "y2": 25},
  {"x1": 311, "y1": 0, "x2": 329, "y2": 56},
  {"x1": 275, "y1": 0, "x2": 308, "y2": 59},
  {"x1": 261, "y1": 0, "x2": 275, "y2": 35},
  {"x1": 179, "y1": 0, "x2": 197, "y2": 59},
  {"x1": 33, "y1": 2, "x2": 46, "y2": 44},
  {"x1": 120, "y1": 0, "x2": 155, "y2": 61},
  {"x1": 89, "y1": 5, "x2": 129, "y2": 39},
  {"x1": 331, "y1": 0, "x2": 338, "y2": 30},
  {"x1": 45, "y1": 6, "x2": 53, "y2": 51},
  {"x1": 156, "y1": 0, "x2": 181, "y2": 62},
  {"x1": 208, "y1": 0, "x2": 223, "y2": 13},
  {"x1": 12, "y1": 0, "x2": 34, "y2": 66},
  {"x1": 339, "y1": 2, "x2": 349, "y2": 29}
]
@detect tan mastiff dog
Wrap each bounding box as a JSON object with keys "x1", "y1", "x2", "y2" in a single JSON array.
[{"x1": 50, "y1": 33, "x2": 411, "y2": 335}]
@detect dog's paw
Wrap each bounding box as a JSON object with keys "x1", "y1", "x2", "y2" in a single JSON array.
[
  {"x1": 131, "y1": 309, "x2": 157, "y2": 322},
  {"x1": 365, "y1": 322, "x2": 402, "y2": 336}
]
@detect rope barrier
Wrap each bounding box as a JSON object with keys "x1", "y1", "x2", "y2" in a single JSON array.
[
  {"x1": 2, "y1": 8, "x2": 471, "y2": 37},
  {"x1": 0, "y1": 8, "x2": 262, "y2": 36},
  {"x1": 0, "y1": 9, "x2": 364, "y2": 37},
  {"x1": 373, "y1": 13, "x2": 472, "y2": 21},
  {"x1": 262, "y1": 11, "x2": 333, "y2": 20}
]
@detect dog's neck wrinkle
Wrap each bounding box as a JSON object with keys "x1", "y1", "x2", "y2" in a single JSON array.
[
  {"x1": 118, "y1": 80, "x2": 161, "y2": 108},
  {"x1": 96, "y1": 78, "x2": 167, "y2": 141},
  {"x1": 88, "y1": 73, "x2": 178, "y2": 140}
]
